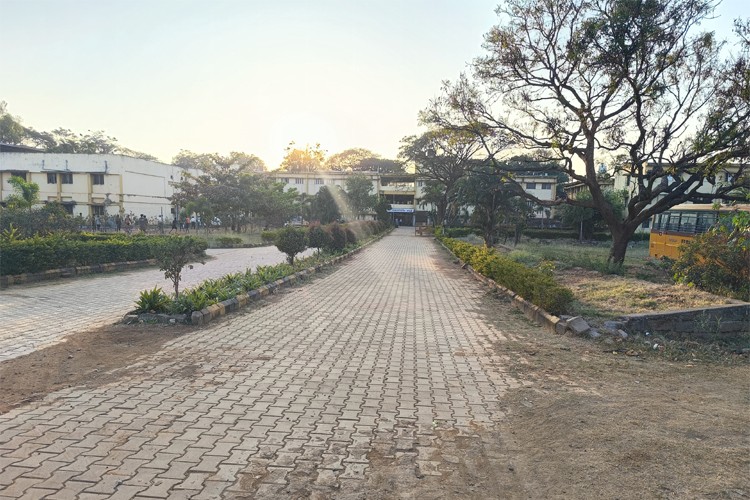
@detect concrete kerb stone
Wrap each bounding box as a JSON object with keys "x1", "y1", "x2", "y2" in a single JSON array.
[
  {"x1": 153, "y1": 229, "x2": 391, "y2": 327},
  {"x1": 437, "y1": 239, "x2": 561, "y2": 334},
  {"x1": 0, "y1": 259, "x2": 158, "y2": 289}
]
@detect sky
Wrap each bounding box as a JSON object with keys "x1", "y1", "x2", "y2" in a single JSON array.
[{"x1": 1, "y1": 0, "x2": 747, "y2": 169}]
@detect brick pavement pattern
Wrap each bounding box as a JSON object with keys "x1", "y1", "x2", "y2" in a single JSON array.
[
  {"x1": 0, "y1": 228, "x2": 523, "y2": 498},
  {"x1": 0, "y1": 246, "x2": 313, "y2": 362}
]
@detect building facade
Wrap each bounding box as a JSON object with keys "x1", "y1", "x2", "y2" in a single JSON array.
[
  {"x1": 269, "y1": 170, "x2": 557, "y2": 226},
  {"x1": 0, "y1": 153, "x2": 198, "y2": 221}
]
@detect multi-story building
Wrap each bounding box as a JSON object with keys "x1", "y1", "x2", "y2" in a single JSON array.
[
  {"x1": 269, "y1": 170, "x2": 557, "y2": 226},
  {"x1": 0, "y1": 151, "x2": 198, "y2": 221},
  {"x1": 563, "y1": 164, "x2": 745, "y2": 232}
]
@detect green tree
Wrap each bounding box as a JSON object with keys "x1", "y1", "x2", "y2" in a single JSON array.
[
  {"x1": 455, "y1": 165, "x2": 529, "y2": 247},
  {"x1": 400, "y1": 129, "x2": 482, "y2": 226},
  {"x1": 6, "y1": 176, "x2": 39, "y2": 213},
  {"x1": 311, "y1": 186, "x2": 343, "y2": 224},
  {"x1": 306, "y1": 223, "x2": 331, "y2": 253},
  {"x1": 171, "y1": 151, "x2": 276, "y2": 231},
  {"x1": 344, "y1": 174, "x2": 375, "y2": 219},
  {"x1": 374, "y1": 197, "x2": 392, "y2": 224},
  {"x1": 274, "y1": 226, "x2": 308, "y2": 264},
  {"x1": 561, "y1": 190, "x2": 627, "y2": 241},
  {"x1": 156, "y1": 237, "x2": 207, "y2": 298},
  {"x1": 326, "y1": 148, "x2": 377, "y2": 171},
  {"x1": 279, "y1": 142, "x2": 326, "y2": 172},
  {"x1": 424, "y1": 0, "x2": 750, "y2": 264},
  {"x1": 673, "y1": 208, "x2": 750, "y2": 300},
  {"x1": 0, "y1": 102, "x2": 27, "y2": 145}
]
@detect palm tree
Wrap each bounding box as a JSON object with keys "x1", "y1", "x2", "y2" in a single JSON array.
[{"x1": 7, "y1": 176, "x2": 39, "y2": 213}]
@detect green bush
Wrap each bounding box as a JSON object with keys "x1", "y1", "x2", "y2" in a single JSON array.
[
  {"x1": 129, "y1": 219, "x2": 392, "y2": 316},
  {"x1": 672, "y1": 220, "x2": 750, "y2": 301},
  {"x1": 135, "y1": 287, "x2": 171, "y2": 313},
  {"x1": 439, "y1": 236, "x2": 574, "y2": 315},
  {"x1": 326, "y1": 223, "x2": 347, "y2": 252},
  {"x1": 307, "y1": 223, "x2": 331, "y2": 252},
  {"x1": 216, "y1": 236, "x2": 243, "y2": 247},
  {"x1": 0, "y1": 234, "x2": 206, "y2": 276},
  {"x1": 274, "y1": 227, "x2": 308, "y2": 264}
]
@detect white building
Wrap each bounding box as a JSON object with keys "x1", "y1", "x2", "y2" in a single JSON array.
[
  {"x1": 269, "y1": 170, "x2": 557, "y2": 225},
  {"x1": 0, "y1": 152, "x2": 198, "y2": 221}
]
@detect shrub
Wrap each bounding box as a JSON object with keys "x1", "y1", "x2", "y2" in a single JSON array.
[
  {"x1": 439, "y1": 236, "x2": 574, "y2": 315},
  {"x1": 216, "y1": 236, "x2": 243, "y2": 247},
  {"x1": 135, "y1": 287, "x2": 171, "y2": 313},
  {"x1": 326, "y1": 223, "x2": 347, "y2": 252},
  {"x1": 307, "y1": 223, "x2": 331, "y2": 252},
  {"x1": 0, "y1": 234, "x2": 207, "y2": 276},
  {"x1": 155, "y1": 237, "x2": 207, "y2": 298},
  {"x1": 672, "y1": 219, "x2": 750, "y2": 301},
  {"x1": 274, "y1": 227, "x2": 308, "y2": 264}
]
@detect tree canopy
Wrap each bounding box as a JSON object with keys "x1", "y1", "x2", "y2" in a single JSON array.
[
  {"x1": 171, "y1": 151, "x2": 291, "y2": 230},
  {"x1": 325, "y1": 148, "x2": 405, "y2": 173},
  {"x1": 344, "y1": 174, "x2": 376, "y2": 219},
  {"x1": 423, "y1": 0, "x2": 750, "y2": 263},
  {"x1": 278, "y1": 142, "x2": 326, "y2": 172},
  {"x1": 400, "y1": 129, "x2": 484, "y2": 225},
  {"x1": 0, "y1": 102, "x2": 157, "y2": 160}
]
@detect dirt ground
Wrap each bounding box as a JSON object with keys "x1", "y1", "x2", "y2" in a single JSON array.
[
  {"x1": 1, "y1": 292, "x2": 747, "y2": 499},
  {"x1": 557, "y1": 267, "x2": 739, "y2": 323}
]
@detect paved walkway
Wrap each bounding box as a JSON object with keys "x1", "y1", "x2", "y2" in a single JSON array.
[
  {"x1": 0, "y1": 229, "x2": 526, "y2": 498},
  {"x1": 0, "y1": 246, "x2": 313, "y2": 362}
]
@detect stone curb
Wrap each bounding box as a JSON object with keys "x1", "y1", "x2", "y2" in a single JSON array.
[
  {"x1": 1, "y1": 259, "x2": 158, "y2": 289},
  {"x1": 436, "y1": 239, "x2": 561, "y2": 334},
  {"x1": 131, "y1": 230, "x2": 391, "y2": 327}
]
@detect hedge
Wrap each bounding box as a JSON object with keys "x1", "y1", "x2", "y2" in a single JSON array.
[
  {"x1": 0, "y1": 234, "x2": 207, "y2": 276},
  {"x1": 439, "y1": 236, "x2": 574, "y2": 315}
]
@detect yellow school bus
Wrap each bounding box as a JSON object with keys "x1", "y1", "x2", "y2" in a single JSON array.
[{"x1": 649, "y1": 204, "x2": 750, "y2": 259}]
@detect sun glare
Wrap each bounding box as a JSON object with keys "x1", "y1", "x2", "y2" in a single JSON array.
[{"x1": 268, "y1": 112, "x2": 341, "y2": 169}]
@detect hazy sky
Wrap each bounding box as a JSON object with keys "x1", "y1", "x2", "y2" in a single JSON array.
[{"x1": 2, "y1": 0, "x2": 747, "y2": 169}]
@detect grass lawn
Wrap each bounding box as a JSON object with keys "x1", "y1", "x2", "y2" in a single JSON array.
[{"x1": 499, "y1": 238, "x2": 737, "y2": 323}]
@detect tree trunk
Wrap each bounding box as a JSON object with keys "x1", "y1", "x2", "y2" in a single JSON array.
[{"x1": 608, "y1": 227, "x2": 634, "y2": 265}]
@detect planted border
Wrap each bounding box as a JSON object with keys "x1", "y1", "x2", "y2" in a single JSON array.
[
  {"x1": 128, "y1": 225, "x2": 392, "y2": 325},
  {"x1": 0, "y1": 233, "x2": 207, "y2": 276},
  {"x1": 438, "y1": 235, "x2": 574, "y2": 315}
]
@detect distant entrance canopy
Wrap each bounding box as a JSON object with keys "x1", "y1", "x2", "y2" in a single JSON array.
[{"x1": 387, "y1": 208, "x2": 414, "y2": 213}]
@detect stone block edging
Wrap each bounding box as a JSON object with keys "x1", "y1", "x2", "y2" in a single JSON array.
[
  {"x1": 437, "y1": 239, "x2": 561, "y2": 334},
  {"x1": 130, "y1": 230, "x2": 390, "y2": 327},
  {"x1": 1, "y1": 259, "x2": 158, "y2": 289},
  {"x1": 621, "y1": 303, "x2": 750, "y2": 340}
]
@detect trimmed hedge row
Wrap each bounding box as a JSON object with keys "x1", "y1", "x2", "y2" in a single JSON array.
[
  {"x1": 263, "y1": 220, "x2": 390, "y2": 253},
  {"x1": 0, "y1": 234, "x2": 207, "y2": 276},
  {"x1": 439, "y1": 236, "x2": 574, "y2": 315}
]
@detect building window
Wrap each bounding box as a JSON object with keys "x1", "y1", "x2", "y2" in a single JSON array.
[
  {"x1": 61, "y1": 173, "x2": 73, "y2": 184},
  {"x1": 541, "y1": 183, "x2": 552, "y2": 190},
  {"x1": 315, "y1": 178, "x2": 324, "y2": 185},
  {"x1": 91, "y1": 205, "x2": 106, "y2": 216},
  {"x1": 641, "y1": 219, "x2": 651, "y2": 229},
  {"x1": 8, "y1": 171, "x2": 27, "y2": 181},
  {"x1": 417, "y1": 180, "x2": 425, "y2": 187},
  {"x1": 91, "y1": 173, "x2": 104, "y2": 185},
  {"x1": 327, "y1": 179, "x2": 337, "y2": 185},
  {"x1": 526, "y1": 182, "x2": 537, "y2": 189},
  {"x1": 280, "y1": 177, "x2": 289, "y2": 184},
  {"x1": 47, "y1": 173, "x2": 57, "y2": 184},
  {"x1": 294, "y1": 178, "x2": 304, "y2": 184}
]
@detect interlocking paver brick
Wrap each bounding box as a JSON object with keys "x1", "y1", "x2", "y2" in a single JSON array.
[{"x1": 0, "y1": 229, "x2": 532, "y2": 498}]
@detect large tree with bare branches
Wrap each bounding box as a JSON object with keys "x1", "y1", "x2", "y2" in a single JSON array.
[{"x1": 424, "y1": 0, "x2": 749, "y2": 263}]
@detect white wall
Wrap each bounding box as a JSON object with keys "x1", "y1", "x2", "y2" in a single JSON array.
[{"x1": 0, "y1": 153, "x2": 197, "y2": 219}]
